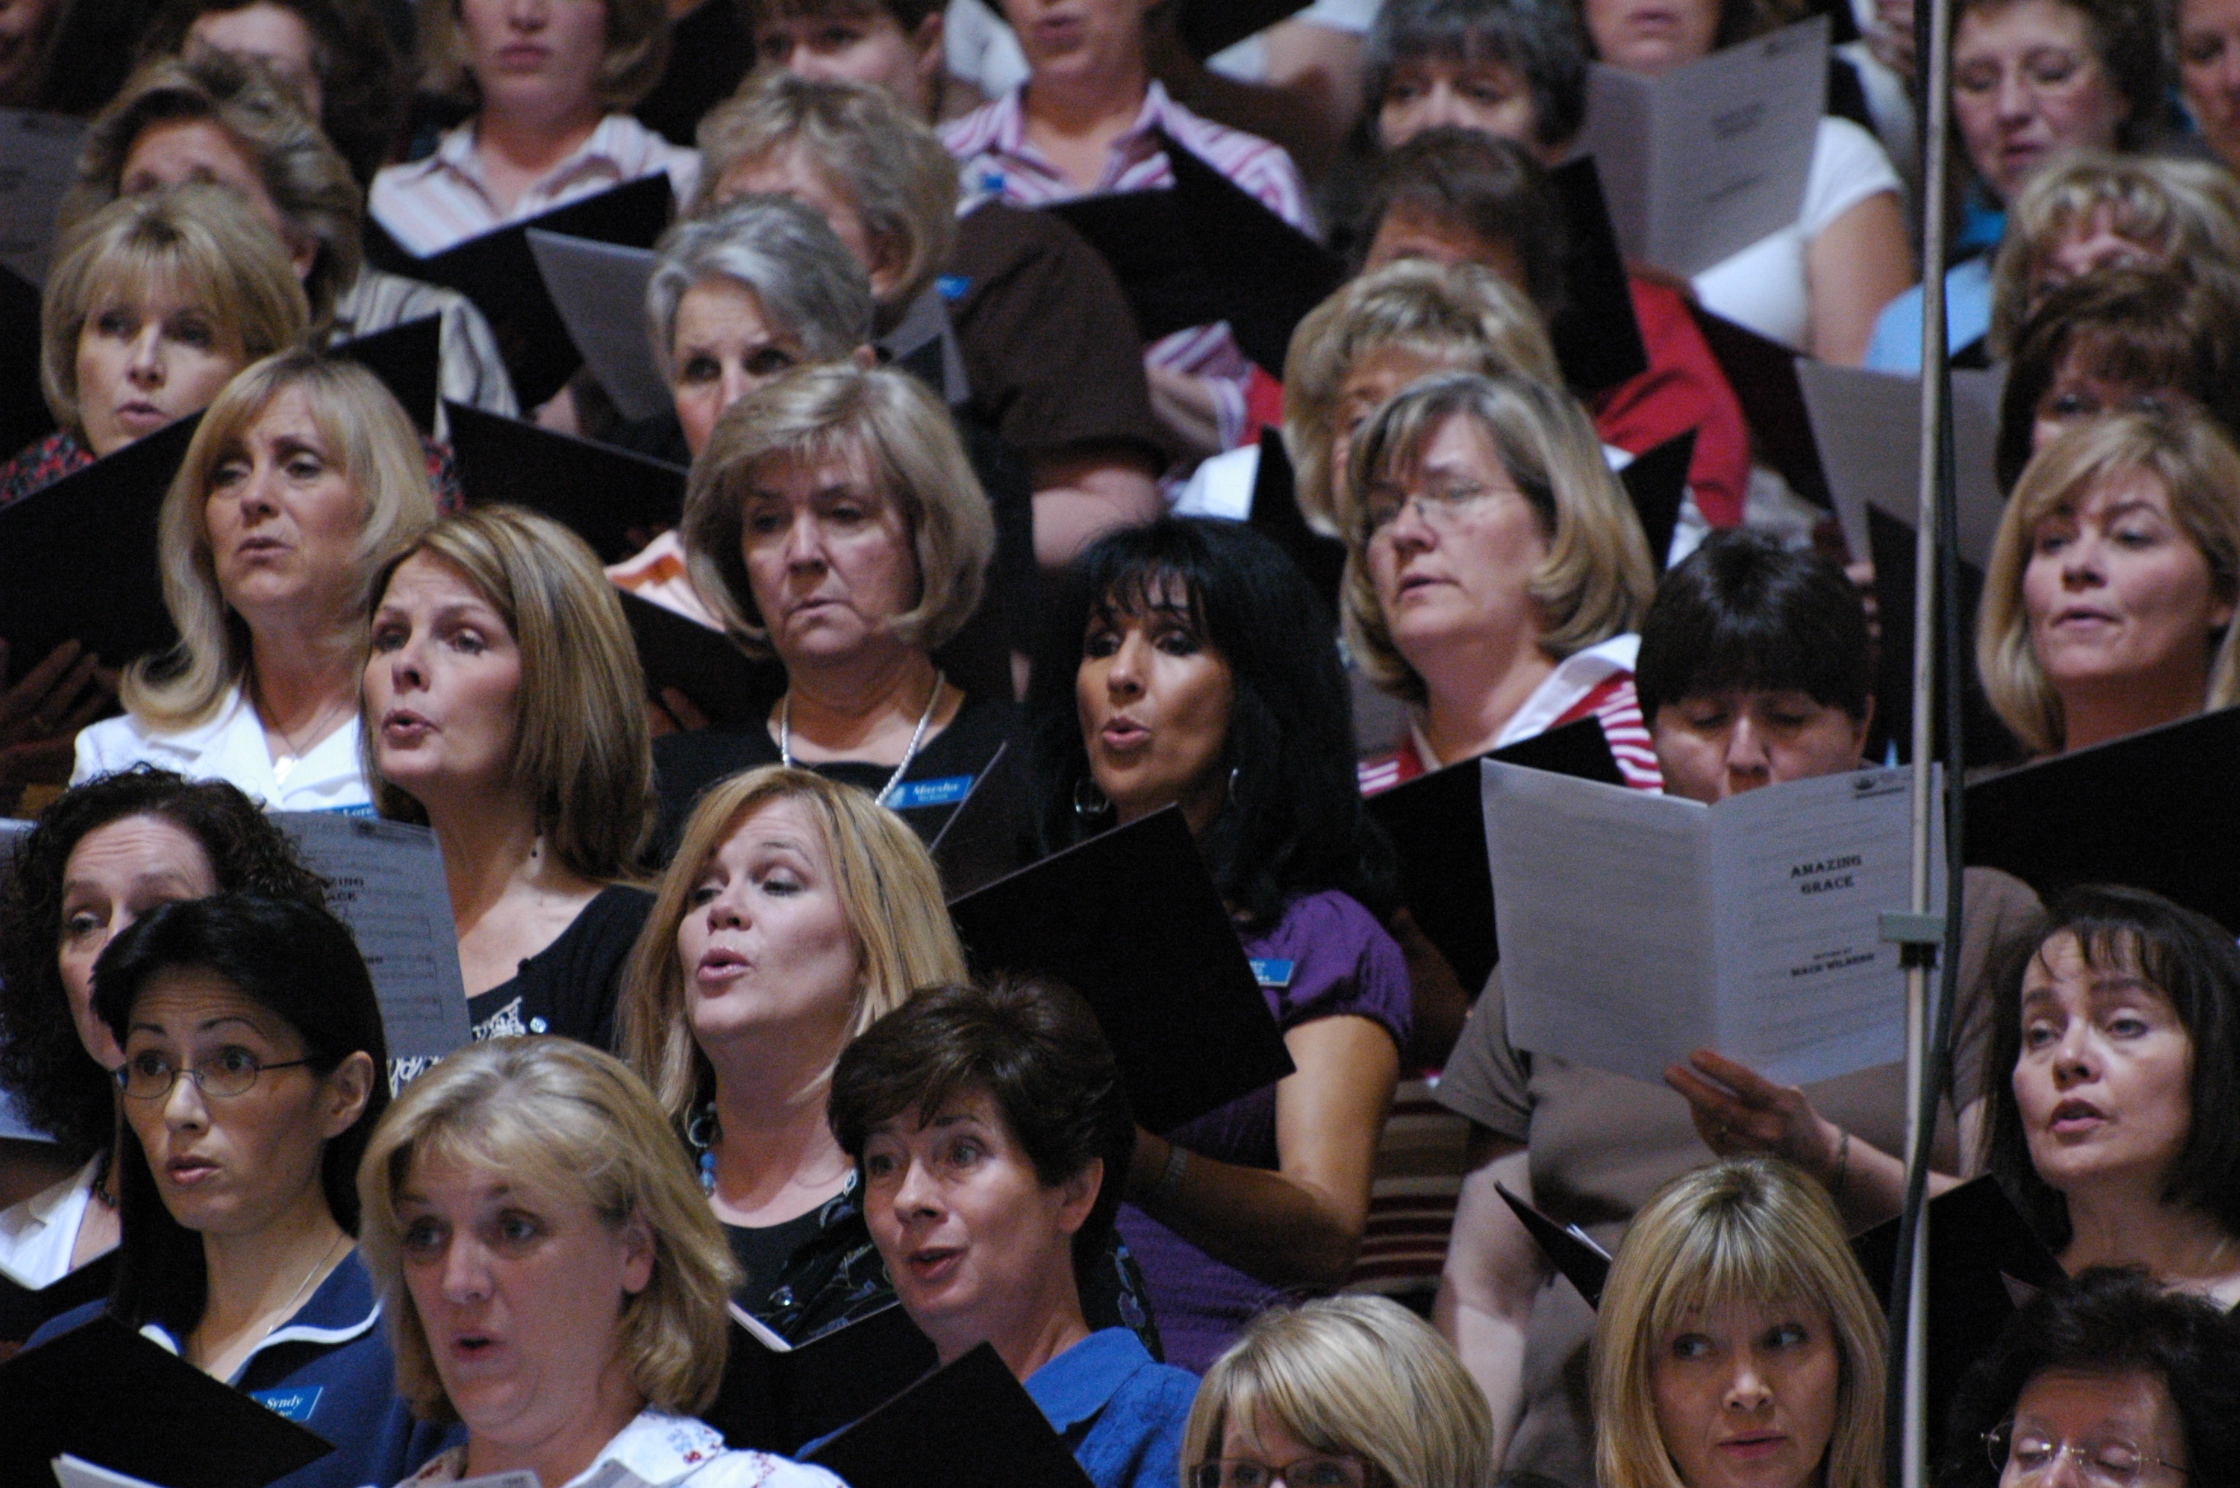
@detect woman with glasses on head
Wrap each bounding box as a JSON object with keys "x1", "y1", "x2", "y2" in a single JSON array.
[
  {"x1": 23, "y1": 893, "x2": 454, "y2": 1488},
  {"x1": 1943, "y1": 1267, "x2": 2240, "y2": 1488},
  {"x1": 1180, "y1": 1294, "x2": 1494, "y2": 1488}
]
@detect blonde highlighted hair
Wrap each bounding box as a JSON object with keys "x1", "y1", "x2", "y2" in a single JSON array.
[
  {"x1": 40, "y1": 183, "x2": 308, "y2": 441},
  {"x1": 363, "y1": 506, "x2": 654, "y2": 880},
  {"x1": 1978, "y1": 409, "x2": 2240, "y2": 755},
  {"x1": 1181, "y1": 1295, "x2": 1496, "y2": 1488},
  {"x1": 418, "y1": 0, "x2": 669, "y2": 110},
  {"x1": 1341, "y1": 371, "x2": 1655, "y2": 707},
  {"x1": 681, "y1": 362, "x2": 993, "y2": 660},
  {"x1": 1592, "y1": 1159, "x2": 1886, "y2": 1488},
  {"x1": 1285, "y1": 260, "x2": 1559, "y2": 536},
  {"x1": 357, "y1": 1037, "x2": 736, "y2": 1422},
  {"x1": 124, "y1": 347, "x2": 435, "y2": 732},
  {"x1": 693, "y1": 70, "x2": 958, "y2": 324},
  {"x1": 616, "y1": 766, "x2": 966, "y2": 1131}
]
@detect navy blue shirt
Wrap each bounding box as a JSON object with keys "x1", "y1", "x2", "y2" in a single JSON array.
[{"x1": 29, "y1": 1249, "x2": 459, "y2": 1488}]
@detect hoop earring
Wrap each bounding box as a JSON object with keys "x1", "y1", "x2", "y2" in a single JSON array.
[{"x1": 1074, "y1": 775, "x2": 1111, "y2": 819}]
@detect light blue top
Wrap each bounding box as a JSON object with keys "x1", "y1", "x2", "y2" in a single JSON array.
[{"x1": 1863, "y1": 256, "x2": 1996, "y2": 372}]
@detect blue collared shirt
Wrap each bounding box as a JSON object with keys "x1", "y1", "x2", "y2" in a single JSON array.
[{"x1": 1024, "y1": 1328, "x2": 1199, "y2": 1488}]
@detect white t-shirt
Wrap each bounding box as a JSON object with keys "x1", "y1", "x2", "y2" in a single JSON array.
[
  {"x1": 0, "y1": 1156, "x2": 100, "y2": 1291},
  {"x1": 72, "y1": 685, "x2": 371, "y2": 813},
  {"x1": 1690, "y1": 115, "x2": 1903, "y2": 351}
]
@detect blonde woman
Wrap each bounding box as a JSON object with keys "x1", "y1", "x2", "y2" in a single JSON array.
[
  {"x1": 1181, "y1": 1295, "x2": 1495, "y2": 1488},
  {"x1": 363, "y1": 506, "x2": 656, "y2": 1051},
  {"x1": 617, "y1": 765, "x2": 964, "y2": 1339},
  {"x1": 4, "y1": 184, "x2": 307, "y2": 504},
  {"x1": 658, "y1": 363, "x2": 998, "y2": 846},
  {"x1": 358, "y1": 1036, "x2": 846, "y2": 1488},
  {"x1": 1977, "y1": 410, "x2": 2240, "y2": 757},
  {"x1": 1344, "y1": 371, "x2": 1660, "y2": 793},
  {"x1": 72, "y1": 347, "x2": 435, "y2": 810},
  {"x1": 1593, "y1": 1158, "x2": 1885, "y2": 1488}
]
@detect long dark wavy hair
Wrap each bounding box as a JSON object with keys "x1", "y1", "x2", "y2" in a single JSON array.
[
  {"x1": 0, "y1": 769, "x2": 327, "y2": 1161},
  {"x1": 1024, "y1": 517, "x2": 1396, "y2": 930}
]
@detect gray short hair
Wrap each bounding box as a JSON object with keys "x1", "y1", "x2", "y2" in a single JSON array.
[{"x1": 647, "y1": 194, "x2": 874, "y2": 380}]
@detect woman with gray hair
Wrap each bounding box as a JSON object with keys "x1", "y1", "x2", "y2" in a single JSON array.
[{"x1": 652, "y1": 363, "x2": 1002, "y2": 848}]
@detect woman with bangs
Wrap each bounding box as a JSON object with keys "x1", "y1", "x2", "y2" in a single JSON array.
[
  {"x1": 1977, "y1": 408, "x2": 2240, "y2": 758},
  {"x1": 1592, "y1": 1158, "x2": 1886, "y2": 1488},
  {"x1": 73, "y1": 348, "x2": 438, "y2": 811},
  {"x1": 1977, "y1": 886, "x2": 2240, "y2": 1301},
  {"x1": 362, "y1": 507, "x2": 656, "y2": 1052},
  {"x1": 1341, "y1": 371, "x2": 1661, "y2": 795},
  {"x1": 617, "y1": 765, "x2": 970, "y2": 1340},
  {"x1": 1024, "y1": 515, "x2": 1410, "y2": 1371}
]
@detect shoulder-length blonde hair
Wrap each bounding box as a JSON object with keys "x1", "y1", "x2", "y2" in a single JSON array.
[
  {"x1": 1181, "y1": 1295, "x2": 1495, "y2": 1488},
  {"x1": 123, "y1": 347, "x2": 436, "y2": 731},
  {"x1": 357, "y1": 1036, "x2": 735, "y2": 1422},
  {"x1": 363, "y1": 506, "x2": 654, "y2": 880},
  {"x1": 680, "y1": 362, "x2": 993, "y2": 661},
  {"x1": 60, "y1": 51, "x2": 361, "y2": 327},
  {"x1": 418, "y1": 0, "x2": 669, "y2": 110},
  {"x1": 616, "y1": 766, "x2": 966, "y2": 1131},
  {"x1": 1592, "y1": 1159, "x2": 1886, "y2": 1488},
  {"x1": 692, "y1": 71, "x2": 958, "y2": 327},
  {"x1": 1978, "y1": 409, "x2": 2240, "y2": 755},
  {"x1": 40, "y1": 183, "x2": 308, "y2": 442},
  {"x1": 1285, "y1": 260, "x2": 1560, "y2": 537},
  {"x1": 1341, "y1": 370, "x2": 1655, "y2": 707}
]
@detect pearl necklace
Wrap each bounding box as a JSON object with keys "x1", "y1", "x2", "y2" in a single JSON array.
[{"x1": 779, "y1": 674, "x2": 945, "y2": 808}]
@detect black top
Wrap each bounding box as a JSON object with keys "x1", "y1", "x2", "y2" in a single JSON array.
[
  {"x1": 726, "y1": 1208, "x2": 830, "y2": 1320},
  {"x1": 651, "y1": 690, "x2": 1019, "y2": 862},
  {"x1": 466, "y1": 884, "x2": 655, "y2": 1051}
]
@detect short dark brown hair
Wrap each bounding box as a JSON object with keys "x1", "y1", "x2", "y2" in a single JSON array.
[
  {"x1": 1358, "y1": 126, "x2": 1569, "y2": 317},
  {"x1": 828, "y1": 978, "x2": 1134, "y2": 1280}
]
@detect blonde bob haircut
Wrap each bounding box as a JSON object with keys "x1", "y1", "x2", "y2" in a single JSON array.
[
  {"x1": 124, "y1": 347, "x2": 435, "y2": 731},
  {"x1": 357, "y1": 1036, "x2": 737, "y2": 1422},
  {"x1": 40, "y1": 183, "x2": 308, "y2": 442},
  {"x1": 1989, "y1": 151, "x2": 2240, "y2": 359},
  {"x1": 363, "y1": 506, "x2": 655, "y2": 880},
  {"x1": 1593, "y1": 1159, "x2": 1885, "y2": 1488},
  {"x1": 61, "y1": 51, "x2": 362, "y2": 327},
  {"x1": 681, "y1": 362, "x2": 994, "y2": 660},
  {"x1": 1181, "y1": 1295, "x2": 1495, "y2": 1488},
  {"x1": 418, "y1": 0, "x2": 670, "y2": 110},
  {"x1": 617, "y1": 765, "x2": 967, "y2": 1131},
  {"x1": 692, "y1": 71, "x2": 959, "y2": 326},
  {"x1": 1342, "y1": 371, "x2": 1655, "y2": 707},
  {"x1": 1285, "y1": 260, "x2": 1560, "y2": 536},
  {"x1": 1978, "y1": 409, "x2": 2240, "y2": 755}
]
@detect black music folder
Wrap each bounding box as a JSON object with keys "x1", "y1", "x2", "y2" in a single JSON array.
[
  {"x1": 0, "y1": 1315, "x2": 334, "y2": 1488},
  {"x1": 618, "y1": 589, "x2": 780, "y2": 735},
  {"x1": 802, "y1": 1342, "x2": 1095, "y2": 1488},
  {"x1": 920, "y1": 740, "x2": 1030, "y2": 900},
  {"x1": 0, "y1": 412, "x2": 196, "y2": 672},
  {"x1": 1966, "y1": 707, "x2": 2240, "y2": 934},
  {"x1": 333, "y1": 314, "x2": 442, "y2": 432},
  {"x1": 445, "y1": 401, "x2": 687, "y2": 563},
  {"x1": 1496, "y1": 1181, "x2": 1612, "y2": 1308},
  {"x1": 706, "y1": 1300, "x2": 939, "y2": 1457},
  {"x1": 947, "y1": 806, "x2": 1295, "y2": 1133},
  {"x1": 1618, "y1": 428, "x2": 1695, "y2": 570},
  {"x1": 363, "y1": 174, "x2": 674, "y2": 408},
  {"x1": 1547, "y1": 156, "x2": 1652, "y2": 398},
  {"x1": 0, "y1": 1252, "x2": 115, "y2": 1350},
  {"x1": 1048, "y1": 136, "x2": 1345, "y2": 376},
  {"x1": 1245, "y1": 427, "x2": 1345, "y2": 617},
  {"x1": 1364, "y1": 716, "x2": 1623, "y2": 994}
]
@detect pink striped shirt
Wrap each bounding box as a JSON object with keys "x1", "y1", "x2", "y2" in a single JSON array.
[
  {"x1": 370, "y1": 113, "x2": 699, "y2": 258},
  {"x1": 940, "y1": 81, "x2": 1312, "y2": 452}
]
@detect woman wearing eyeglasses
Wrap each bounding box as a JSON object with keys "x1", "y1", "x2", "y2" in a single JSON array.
[
  {"x1": 22, "y1": 893, "x2": 454, "y2": 1488},
  {"x1": 1943, "y1": 1267, "x2": 2239, "y2": 1488},
  {"x1": 1180, "y1": 1294, "x2": 1494, "y2": 1488}
]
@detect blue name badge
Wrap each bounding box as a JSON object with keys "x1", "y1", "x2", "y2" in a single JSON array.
[
  {"x1": 1250, "y1": 958, "x2": 1295, "y2": 989},
  {"x1": 887, "y1": 774, "x2": 974, "y2": 810},
  {"x1": 251, "y1": 1385, "x2": 322, "y2": 1423}
]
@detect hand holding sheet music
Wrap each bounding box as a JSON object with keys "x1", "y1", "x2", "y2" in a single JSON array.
[{"x1": 1484, "y1": 762, "x2": 1938, "y2": 1086}]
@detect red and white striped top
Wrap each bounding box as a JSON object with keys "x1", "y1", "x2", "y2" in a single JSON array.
[
  {"x1": 370, "y1": 114, "x2": 700, "y2": 259},
  {"x1": 1357, "y1": 635, "x2": 1664, "y2": 796},
  {"x1": 939, "y1": 81, "x2": 1313, "y2": 452}
]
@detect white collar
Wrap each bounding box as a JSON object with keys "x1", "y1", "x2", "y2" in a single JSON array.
[
  {"x1": 406, "y1": 1412, "x2": 737, "y2": 1487},
  {"x1": 1412, "y1": 633, "x2": 1641, "y2": 768}
]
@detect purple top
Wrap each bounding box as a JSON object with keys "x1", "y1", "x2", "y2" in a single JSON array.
[{"x1": 1115, "y1": 889, "x2": 1410, "y2": 1372}]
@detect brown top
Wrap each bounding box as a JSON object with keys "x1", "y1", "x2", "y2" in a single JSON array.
[{"x1": 1435, "y1": 865, "x2": 2046, "y2": 1486}]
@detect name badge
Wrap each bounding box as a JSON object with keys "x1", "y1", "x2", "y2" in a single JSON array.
[
  {"x1": 887, "y1": 774, "x2": 974, "y2": 810},
  {"x1": 251, "y1": 1385, "x2": 322, "y2": 1422},
  {"x1": 1250, "y1": 958, "x2": 1294, "y2": 989}
]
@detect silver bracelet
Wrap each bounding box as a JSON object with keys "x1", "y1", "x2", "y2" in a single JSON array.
[{"x1": 1149, "y1": 1141, "x2": 1189, "y2": 1205}]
